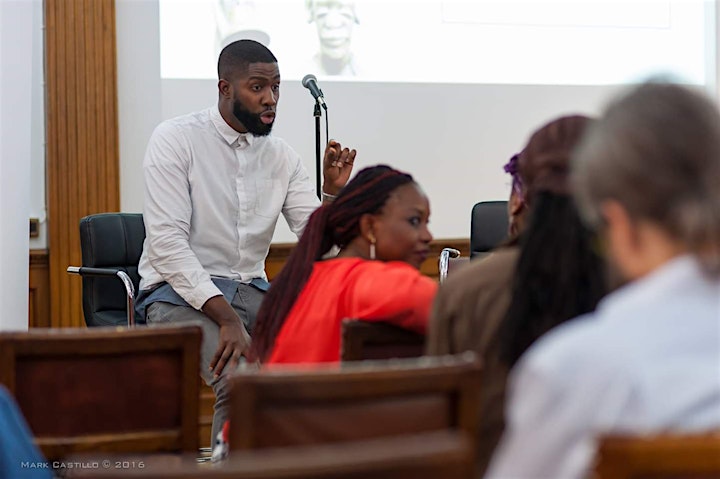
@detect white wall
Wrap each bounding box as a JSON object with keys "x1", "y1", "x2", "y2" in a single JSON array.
[
  {"x1": 27, "y1": 1, "x2": 720, "y2": 248},
  {"x1": 116, "y1": 0, "x2": 161, "y2": 224},
  {"x1": 1, "y1": 0, "x2": 34, "y2": 331},
  {"x1": 29, "y1": 0, "x2": 46, "y2": 249},
  {"x1": 9, "y1": 0, "x2": 715, "y2": 328},
  {"x1": 716, "y1": 0, "x2": 720, "y2": 98},
  {"x1": 157, "y1": 80, "x2": 627, "y2": 242},
  {"x1": 116, "y1": 0, "x2": 720, "y2": 243}
]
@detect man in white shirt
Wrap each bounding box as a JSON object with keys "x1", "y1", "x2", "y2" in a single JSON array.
[
  {"x1": 485, "y1": 83, "x2": 720, "y2": 479},
  {"x1": 135, "y1": 39, "x2": 356, "y2": 443}
]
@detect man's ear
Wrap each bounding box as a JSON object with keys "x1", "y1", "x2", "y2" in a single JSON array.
[
  {"x1": 218, "y1": 79, "x2": 231, "y2": 99},
  {"x1": 600, "y1": 199, "x2": 642, "y2": 280},
  {"x1": 601, "y1": 199, "x2": 636, "y2": 249},
  {"x1": 358, "y1": 213, "x2": 376, "y2": 242}
]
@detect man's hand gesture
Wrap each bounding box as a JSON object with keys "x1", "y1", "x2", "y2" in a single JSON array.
[{"x1": 322, "y1": 140, "x2": 356, "y2": 195}]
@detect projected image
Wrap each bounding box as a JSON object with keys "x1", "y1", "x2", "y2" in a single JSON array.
[
  {"x1": 160, "y1": 0, "x2": 709, "y2": 85},
  {"x1": 306, "y1": 0, "x2": 360, "y2": 76},
  {"x1": 214, "y1": 0, "x2": 271, "y2": 53}
]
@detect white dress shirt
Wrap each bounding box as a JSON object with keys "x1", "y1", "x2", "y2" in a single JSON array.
[
  {"x1": 485, "y1": 255, "x2": 720, "y2": 479},
  {"x1": 137, "y1": 105, "x2": 320, "y2": 310}
]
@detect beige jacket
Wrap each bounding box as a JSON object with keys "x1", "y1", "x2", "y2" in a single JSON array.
[{"x1": 426, "y1": 246, "x2": 520, "y2": 477}]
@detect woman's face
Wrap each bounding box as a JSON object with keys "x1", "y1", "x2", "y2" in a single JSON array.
[{"x1": 371, "y1": 183, "x2": 433, "y2": 269}]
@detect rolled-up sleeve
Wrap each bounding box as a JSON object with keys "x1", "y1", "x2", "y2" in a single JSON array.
[{"x1": 281, "y1": 148, "x2": 321, "y2": 238}]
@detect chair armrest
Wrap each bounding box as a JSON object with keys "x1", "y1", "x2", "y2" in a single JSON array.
[{"x1": 67, "y1": 267, "x2": 136, "y2": 326}]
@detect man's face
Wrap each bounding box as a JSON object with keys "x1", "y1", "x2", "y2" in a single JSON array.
[
  {"x1": 311, "y1": 0, "x2": 356, "y2": 60},
  {"x1": 230, "y1": 62, "x2": 280, "y2": 136}
]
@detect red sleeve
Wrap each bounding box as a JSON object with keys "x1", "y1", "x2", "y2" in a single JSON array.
[{"x1": 344, "y1": 261, "x2": 438, "y2": 333}]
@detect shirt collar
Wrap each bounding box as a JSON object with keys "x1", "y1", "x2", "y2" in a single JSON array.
[
  {"x1": 210, "y1": 104, "x2": 255, "y2": 148},
  {"x1": 597, "y1": 254, "x2": 703, "y2": 319}
]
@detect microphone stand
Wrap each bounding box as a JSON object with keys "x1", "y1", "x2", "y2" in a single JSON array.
[{"x1": 314, "y1": 101, "x2": 322, "y2": 200}]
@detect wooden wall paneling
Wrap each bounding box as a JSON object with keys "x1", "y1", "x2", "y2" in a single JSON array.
[
  {"x1": 421, "y1": 239, "x2": 471, "y2": 280},
  {"x1": 29, "y1": 250, "x2": 51, "y2": 328},
  {"x1": 45, "y1": 0, "x2": 120, "y2": 328},
  {"x1": 265, "y1": 239, "x2": 470, "y2": 282}
]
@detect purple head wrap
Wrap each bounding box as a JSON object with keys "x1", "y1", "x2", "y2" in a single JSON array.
[{"x1": 503, "y1": 152, "x2": 523, "y2": 197}]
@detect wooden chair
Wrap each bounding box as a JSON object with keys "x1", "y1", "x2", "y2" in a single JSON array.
[
  {"x1": 228, "y1": 353, "x2": 481, "y2": 451},
  {"x1": 594, "y1": 433, "x2": 720, "y2": 479},
  {"x1": 340, "y1": 319, "x2": 425, "y2": 361},
  {"x1": 0, "y1": 324, "x2": 201, "y2": 460},
  {"x1": 66, "y1": 430, "x2": 474, "y2": 479}
]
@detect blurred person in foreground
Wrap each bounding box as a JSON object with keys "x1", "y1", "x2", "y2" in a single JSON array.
[
  {"x1": 427, "y1": 115, "x2": 608, "y2": 476},
  {"x1": 486, "y1": 82, "x2": 720, "y2": 479},
  {"x1": 0, "y1": 385, "x2": 52, "y2": 479},
  {"x1": 251, "y1": 165, "x2": 436, "y2": 364}
]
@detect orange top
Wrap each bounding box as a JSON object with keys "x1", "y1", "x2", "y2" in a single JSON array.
[{"x1": 266, "y1": 258, "x2": 438, "y2": 365}]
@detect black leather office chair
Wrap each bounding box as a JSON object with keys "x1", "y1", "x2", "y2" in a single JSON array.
[
  {"x1": 470, "y1": 201, "x2": 509, "y2": 259},
  {"x1": 68, "y1": 213, "x2": 145, "y2": 327}
]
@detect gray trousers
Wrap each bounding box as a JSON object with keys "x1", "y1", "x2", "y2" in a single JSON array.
[{"x1": 145, "y1": 283, "x2": 264, "y2": 446}]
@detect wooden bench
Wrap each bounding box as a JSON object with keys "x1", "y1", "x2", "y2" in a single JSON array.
[
  {"x1": 0, "y1": 324, "x2": 201, "y2": 460},
  {"x1": 228, "y1": 353, "x2": 481, "y2": 450},
  {"x1": 340, "y1": 320, "x2": 425, "y2": 361},
  {"x1": 594, "y1": 433, "x2": 720, "y2": 479},
  {"x1": 66, "y1": 430, "x2": 474, "y2": 479}
]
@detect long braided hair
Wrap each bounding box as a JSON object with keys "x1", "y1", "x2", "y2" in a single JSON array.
[
  {"x1": 499, "y1": 115, "x2": 608, "y2": 367},
  {"x1": 499, "y1": 192, "x2": 607, "y2": 367},
  {"x1": 250, "y1": 165, "x2": 414, "y2": 362}
]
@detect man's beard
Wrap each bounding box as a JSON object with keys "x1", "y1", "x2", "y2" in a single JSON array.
[{"x1": 232, "y1": 98, "x2": 273, "y2": 137}]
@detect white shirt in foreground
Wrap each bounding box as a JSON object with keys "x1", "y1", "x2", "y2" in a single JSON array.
[
  {"x1": 485, "y1": 255, "x2": 720, "y2": 479},
  {"x1": 138, "y1": 105, "x2": 319, "y2": 310}
]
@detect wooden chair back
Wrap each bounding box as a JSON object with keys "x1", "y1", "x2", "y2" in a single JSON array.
[
  {"x1": 228, "y1": 354, "x2": 481, "y2": 451},
  {"x1": 340, "y1": 320, "x2": 425, "y2": 361},
  {"x1": 0, "y1": 324, "x2": 201, "y2": 460},
  {"x1": 594, "y1": 433, "x2": 720, "y2": 479}
]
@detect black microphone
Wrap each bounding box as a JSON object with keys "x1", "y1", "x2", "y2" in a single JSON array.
[{"x1": 301, "y1": 74, "x2": 327, "y2": 110}]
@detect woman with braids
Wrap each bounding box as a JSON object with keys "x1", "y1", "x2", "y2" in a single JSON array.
[
  {"x1": 497, "y1": 115, "x2": 608, "y2": 369},
  {"x1": 487, "y1": 83, "x2": 720, "y2": 479},
  {"x1": 426, "y1": 115, "x2": 608, "y2": 476},
  {"x1": 250, "y1": 165, "x2": 436, "y2": 364}
]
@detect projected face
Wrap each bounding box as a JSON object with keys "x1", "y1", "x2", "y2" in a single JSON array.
[
  {"x1": 214, "y1": 0, "x2": 270, "y2": 55},
  {"x1": 217, "y1": 0, "x2": 256, "y2": 29},
  {"x1": 307, "y1": 0, "x2": 358, "y2": 74},
  {"x1": 371, "y1": 183, "x2": 432, "y2": 269},
  {"x1": 230, "y1": 62, "x2": 280, "y2": 136}
]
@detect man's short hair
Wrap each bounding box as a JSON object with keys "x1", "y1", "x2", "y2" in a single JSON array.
[{"x1": 218, "y1": 39, "x2": 277, "y2": 80}]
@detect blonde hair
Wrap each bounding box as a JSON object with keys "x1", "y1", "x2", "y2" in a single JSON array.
[{"x1": 573, "y1": 82, "x2": 720, "y2": 275}]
